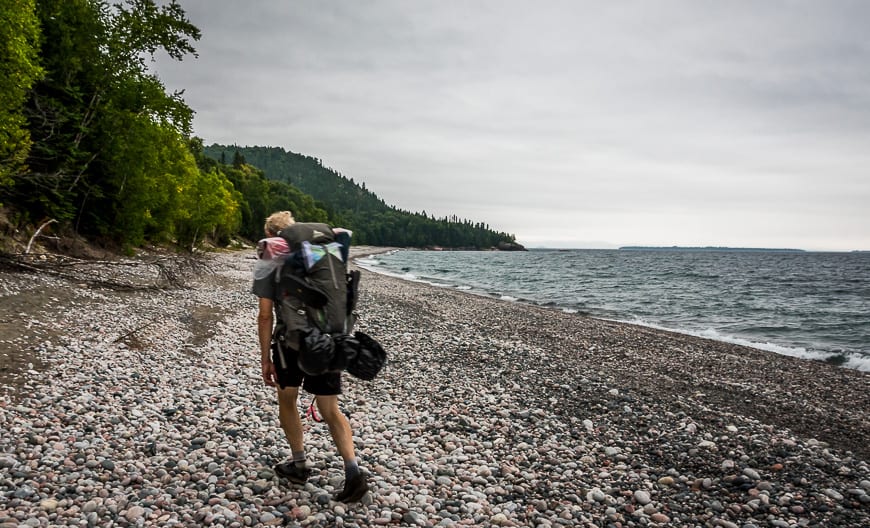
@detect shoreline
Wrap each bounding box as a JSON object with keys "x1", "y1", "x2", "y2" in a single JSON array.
[
  {"x1": 354, "y1": 248, "x2": 870, "y2": 373},
  {"x1": 354, "y1": 261, "x2": 870, "y2": 458},
  {"x1": 1, "y1": 248, "x2": 868, "y2": 527}
]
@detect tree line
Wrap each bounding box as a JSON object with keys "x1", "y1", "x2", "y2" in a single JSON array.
[
  {"x1": 204, "y1": 145, "x2": 521, "y2": 249},
  {"x1": 0, "y1": 0, "x2": 520, "y2": 252}
]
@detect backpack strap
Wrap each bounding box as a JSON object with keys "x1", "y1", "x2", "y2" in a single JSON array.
[
  {"x1": 346, "y1": 270, "x2": 361, "y2": 315},
  {"x1": 306, "y1": 397, "x2": 323, "y2": 422}
]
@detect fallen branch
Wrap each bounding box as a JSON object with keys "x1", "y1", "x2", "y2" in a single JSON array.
[
  {"x1": 25, "y1": 219, "x2": 57, "y2": 254},
  {"x1": 112, "y1": 317, "x2": 163, "y2": 343},
  {"x1": 0, "y1": 251, "x2": 214, "y2": 290}
]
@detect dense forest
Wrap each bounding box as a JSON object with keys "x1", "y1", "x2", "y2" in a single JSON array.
[
  {"x1": 0, "y1": 0, "x2": 521, "y2": 252},
  {"x1": 203, "y1": 145, "x2": 521, "y2": 248}
]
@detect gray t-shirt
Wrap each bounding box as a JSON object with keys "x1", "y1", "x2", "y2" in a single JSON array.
[
  {"x1": 251, "y1": 269, "x2": 277, "y2": 299},
  {"x1": 252, "y1": 270, "x2": 297, "y2": 347}
]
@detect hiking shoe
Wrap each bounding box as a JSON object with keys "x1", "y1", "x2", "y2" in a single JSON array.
[
  {"x1": 335, "y1": 472, "x2": 369, "y2": 502},
  {"x1": 274, "y1": 462, "x2": 311, "y2": 484}
]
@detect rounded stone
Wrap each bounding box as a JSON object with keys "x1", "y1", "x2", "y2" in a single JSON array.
[{"x1": 633, "y1": 490, "x2": 651, "y2": 505}]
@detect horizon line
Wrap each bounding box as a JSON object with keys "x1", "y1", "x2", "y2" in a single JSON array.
[{"x1": 524, "y1": 245, "x2": 868, "y2": 253}]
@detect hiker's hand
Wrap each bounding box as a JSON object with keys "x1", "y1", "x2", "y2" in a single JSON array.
[{"x1": 261, "y1": 358, "x2": 277, "y2": 387}]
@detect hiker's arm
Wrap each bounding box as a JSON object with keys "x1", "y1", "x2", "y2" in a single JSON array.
[{"x1": 257, "y1": 297, "x2": 276, "y2": 386}]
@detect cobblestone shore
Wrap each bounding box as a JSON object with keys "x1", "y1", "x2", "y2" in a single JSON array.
[{"x1": 1, "y1": 249, "x2": 868, "y2": 527}]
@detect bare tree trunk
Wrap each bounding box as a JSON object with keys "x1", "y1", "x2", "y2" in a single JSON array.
[
  {"x1": 25, "y1": 219, "x2": 57, "y2": 254},
  {"x1": 189, "y1": 226, "x2": 199, "y2": 252}
]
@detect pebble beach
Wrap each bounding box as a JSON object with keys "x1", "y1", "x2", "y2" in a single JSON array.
[{"x1": 1, "y1": 248, "x2": 868, "y2": 528}]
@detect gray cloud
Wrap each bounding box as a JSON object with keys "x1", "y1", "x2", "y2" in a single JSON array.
[{"x1": 154, "y1": 0, "x2": 870, "y2": 250}]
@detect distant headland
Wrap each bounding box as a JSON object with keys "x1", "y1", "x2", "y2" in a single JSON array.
[{"x1": 618, "y1": 246, "x2": 806, "y2": 252}]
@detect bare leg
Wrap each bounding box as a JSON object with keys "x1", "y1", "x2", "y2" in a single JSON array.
[
  {"x1": 276, "y1": 387, "x2": 303, "y2": 452},
  {"x1": 318, "y1": 395, "x2": 368, "y2": 501},
  {"x1": 316, "y1": 395, "x2": 355, "y2": 460}
]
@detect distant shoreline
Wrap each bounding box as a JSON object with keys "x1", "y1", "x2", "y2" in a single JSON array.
[
  {"x1": 410, "y1": 246, "x2": 868, "y2": 253},
  {"x1": 618, "y1": 246, "x2": 806, "y2": 252}
]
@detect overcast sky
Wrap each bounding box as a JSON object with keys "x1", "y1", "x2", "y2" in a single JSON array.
[{"x1": 153, "y1": 1, "x2": 870, "y2": 251}]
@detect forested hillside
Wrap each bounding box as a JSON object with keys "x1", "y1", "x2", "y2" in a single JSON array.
[
  {"x1": 204, "y1": 146, "x2": 388, "y2": 218},
  {"x1": 0, "y1": 0, "x2": 521, "y2": 252},
  {"x1": 0, "y1": 0, "x2": 239, "y2": 250},
  {"x1": 204, "y1": 145, "x2": 522, "y2": 249}
]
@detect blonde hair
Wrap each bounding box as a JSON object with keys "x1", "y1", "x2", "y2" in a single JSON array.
[{"x1": 264, "y1": 211, "x2": 295, "y2": 236}]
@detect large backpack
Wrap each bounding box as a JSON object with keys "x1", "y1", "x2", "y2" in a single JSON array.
[
  {"x1": 272, "y1": 223, "x2": 361, "y2": 374},
  {"x1": 270, "y1": 222, "x2": 387, "y2": 379},
  {"x1": 274, "y1": 223, "x2": 359, "y2": 334}
]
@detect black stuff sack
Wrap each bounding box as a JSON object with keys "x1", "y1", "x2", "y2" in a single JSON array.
[
  {"x1": 298, "y1": 327, "x2": 359, "y2": 376},
  {"x1": 298, "y1": 327, "x2": 336, "y2": 376},
  {"x1": 339, "y1": 331, "x2": 387, "y2": 381}
]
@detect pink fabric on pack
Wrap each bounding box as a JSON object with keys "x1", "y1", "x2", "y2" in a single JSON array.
[{"x1": 257, "y1": 237, "x2": 290, "y2": 260}]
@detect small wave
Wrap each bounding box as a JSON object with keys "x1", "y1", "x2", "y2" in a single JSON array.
[
  {"x1": 561, "y1": 307, "x2": 579, "y2": 314},
  {"x1": 355, "y1": 257, "x2": 379, "y2": 266},
  {"x1": 842, "y1": 354, "x2": 870, "y2": 372},
  {"x1": 500, "y1": 295, "x2": 519, "y2": 302},
  {"x1": 456, "y1": 285, "x2": 472, "y2": 290},
  {"x1": 355, "y1": 263, "x2": 414, "y2": 282},
  {"x1": 704, "y1": 333, "x2": 830, "y2": 362},
  {"x1": 623, "y1": 318, "x2": 870, "y2": 370}
]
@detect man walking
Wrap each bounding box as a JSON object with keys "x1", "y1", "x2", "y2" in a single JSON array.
[{"x1": 252, "y1": 210, "x2": 368, "y2": 502}]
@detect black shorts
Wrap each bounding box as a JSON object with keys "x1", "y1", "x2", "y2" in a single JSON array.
[{"x1": 271, "y1": 342, "x2": 341, "y2": 395}]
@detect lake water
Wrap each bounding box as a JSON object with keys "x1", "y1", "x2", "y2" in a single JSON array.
[{"x1": 357, "y1": 249, "x2": 870, "y2": 372}]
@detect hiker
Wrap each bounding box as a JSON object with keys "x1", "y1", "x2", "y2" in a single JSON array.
[{"x1": 252, "y1": 210, "x2": 369, "y2": 502}]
